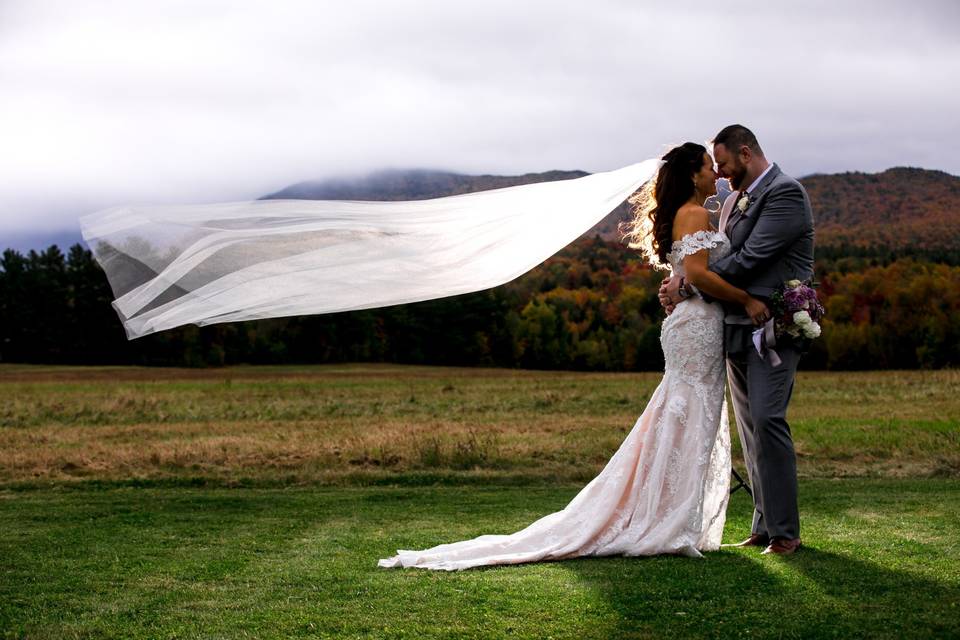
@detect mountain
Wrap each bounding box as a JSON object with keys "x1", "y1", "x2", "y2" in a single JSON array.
[
  {"x1": 262, "y1": 167, "x2": 637, "y2": 243},
  {"x1": 800, "y1": 167, "x2": 960, "y2": 260},
  {"x1": 595, "y1": 167, "x2": 960, "y2": 260},
  {"x1": 2, "y1": 230, "x2": 86, "y2": 254},
  {"x1": 262, "y1": 168, "x2": 589, "y2": 201},
  {"x1": 264, "y1": 166, "x2": 960, "y2": 261},
  {"x1": 7, "y1": 166, "x2": 957, "y2": 260}
]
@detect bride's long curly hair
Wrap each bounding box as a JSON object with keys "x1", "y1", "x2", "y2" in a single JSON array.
[{"x1": 619, "y1": 142, "x2": 707, "y2": 268}]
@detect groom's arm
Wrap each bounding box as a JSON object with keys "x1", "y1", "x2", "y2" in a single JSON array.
[{"x1": 709, "y1": 181, "x2": 809, "y2": 281}]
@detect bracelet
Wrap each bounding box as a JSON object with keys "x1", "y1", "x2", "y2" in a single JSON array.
[{"x1": 678, "y1": 276, "x2": 688, "y2": 299}]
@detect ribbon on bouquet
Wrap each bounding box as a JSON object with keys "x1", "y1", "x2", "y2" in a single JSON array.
[{"x1": 752, "y1": 318, "x2": 782, "y2": 367}]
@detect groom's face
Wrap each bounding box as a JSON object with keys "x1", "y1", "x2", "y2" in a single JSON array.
[{"x1": 713, "y1": 143, "x2": 748, "y2": 190}]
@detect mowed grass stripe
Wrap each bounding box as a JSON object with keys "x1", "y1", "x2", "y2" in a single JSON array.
[{"x1": 1, "y1": 480, "x2": 958, "y2": 639}]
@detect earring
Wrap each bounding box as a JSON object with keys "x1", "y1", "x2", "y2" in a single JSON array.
[{"x1": 704, "y1": 196, "x2": 721, "y2": 214}]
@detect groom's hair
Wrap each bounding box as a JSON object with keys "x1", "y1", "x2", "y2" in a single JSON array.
[{"x1": 712, "y1": 124, "x2": 764, "y2": 157}]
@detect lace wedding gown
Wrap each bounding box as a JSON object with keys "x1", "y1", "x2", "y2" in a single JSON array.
[{"x1": 378, "y1": 230, "x2": 732, "y2": 570}]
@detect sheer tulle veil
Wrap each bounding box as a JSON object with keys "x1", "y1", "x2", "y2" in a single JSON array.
[{"x1": 79, "y1": 160, "x2": 661, "y2": 339}]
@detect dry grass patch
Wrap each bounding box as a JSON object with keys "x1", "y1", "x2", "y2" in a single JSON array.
[
  {"x1": 1, "y1": 364, "x2": 956, "y2": 485},
  {"x1": 0, "y1": 412, "x2": 631, "y2": 484}
]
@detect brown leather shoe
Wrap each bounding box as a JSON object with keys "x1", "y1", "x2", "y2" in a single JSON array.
[
  {"x1": 762, "y1": 537, "x2": 802, "y2": 555},
  {"x1": 722, "y1": 533, "x2": 769, "y2": 548}
]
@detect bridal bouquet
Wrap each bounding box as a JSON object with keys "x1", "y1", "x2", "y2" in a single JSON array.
[{"x1": 769, "y1": 279, "x2": 825, "y2": 341}]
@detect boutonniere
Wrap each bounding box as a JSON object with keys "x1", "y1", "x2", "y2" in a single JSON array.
[{"x1": 736, "y1": 192, "x2": 751, "y2": 213}]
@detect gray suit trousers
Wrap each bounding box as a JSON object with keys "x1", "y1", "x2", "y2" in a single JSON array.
[{"x1": 726, "y1": 340, "x2": 801, "y2": 540}]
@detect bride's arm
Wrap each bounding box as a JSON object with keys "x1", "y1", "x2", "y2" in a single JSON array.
[{"x1": 674, "y1": 206, "x2": 770, "y2": 324}]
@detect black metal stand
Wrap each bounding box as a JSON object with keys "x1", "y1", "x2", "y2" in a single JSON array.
[{"x1": 730, "y1": 468, "x2": 752, "y2": 498}]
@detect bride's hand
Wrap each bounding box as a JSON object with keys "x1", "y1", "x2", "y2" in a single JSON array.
[
  {"x1": 745, "y1": 297, "x2": 770, "y2": 326},
  {"x1": 657, "y1": 278, "x2": 672, "y2": 315}
]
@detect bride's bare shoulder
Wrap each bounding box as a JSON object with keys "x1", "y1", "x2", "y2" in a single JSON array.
[
  {"x1": 673, "y1": 204, "x2": 710, "y2": 239},
  {"x1": 675, "y1": 203, "x2": 709, "y2": 224}
]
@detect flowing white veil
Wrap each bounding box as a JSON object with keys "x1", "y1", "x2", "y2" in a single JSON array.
[{"x1": 79, "y1": 160, "x2": 660, "y2": 339}]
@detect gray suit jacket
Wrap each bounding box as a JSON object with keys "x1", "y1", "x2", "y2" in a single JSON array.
[{"x1": 709, "y1": 163, "x2": 815, "y2": 354}]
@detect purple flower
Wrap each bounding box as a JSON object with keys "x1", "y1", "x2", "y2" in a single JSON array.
[{"x1": 770, "y1": 281, "x2": 825, "y2": 340}]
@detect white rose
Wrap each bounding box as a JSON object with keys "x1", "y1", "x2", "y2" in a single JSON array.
[
  {"x1": 804, "y1": 322, "x2": 822, "y2": 338},
  {"x1": 793, "y1": 310, "x2": 812, "y2": 326},
  {"x1": 737, "y1": 195, "x2": 750, "y2": 212},
  {"x1": 786, "y1": 279, "x2": 802, "y2": 288}
]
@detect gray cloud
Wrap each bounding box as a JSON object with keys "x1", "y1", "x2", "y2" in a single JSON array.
[{"x1": 1, "y1": 0, "x2": 957, "y2": 237}]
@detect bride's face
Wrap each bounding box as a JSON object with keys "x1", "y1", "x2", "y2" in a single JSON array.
[{"x1": 693, "y1": 152, "x2": 718, "y2": 200}]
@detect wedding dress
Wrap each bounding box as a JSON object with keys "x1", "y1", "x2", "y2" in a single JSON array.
[{"x1": 378, "y1": 229, "x2": 732, "y2": 570}]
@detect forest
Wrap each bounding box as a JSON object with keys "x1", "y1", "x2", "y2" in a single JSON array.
[{"x1": 2, "y1": 235, "x2": 957, "y2": 370}]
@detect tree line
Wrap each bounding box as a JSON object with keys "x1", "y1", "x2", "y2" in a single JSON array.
[{"x1": 2, "y1": 237, "x2": 958, "y2": 370}]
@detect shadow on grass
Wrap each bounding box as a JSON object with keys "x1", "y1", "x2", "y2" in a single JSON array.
[
  {"x1": 556, "y1": 544, "x2": 960, "y2": 639},
  {"x1": 786, "y1": 546, "x2": 960, "y2": 637}
]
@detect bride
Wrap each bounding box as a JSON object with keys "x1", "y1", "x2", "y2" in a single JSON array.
[{"x1": 378, "y1": 143, "x2": 771, "y2": 570}]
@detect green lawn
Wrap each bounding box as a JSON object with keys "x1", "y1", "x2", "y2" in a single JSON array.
[
  {"x1": 1, "y1": 365, "x2": 958, "y2": 638},
  {"x1": 2, "y1": 480, "x2": 958, "y2": 639}
]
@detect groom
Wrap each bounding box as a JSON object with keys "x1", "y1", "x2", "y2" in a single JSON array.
[{"x1": 659, "y1": 124, "x2": 814, "y2": 555}]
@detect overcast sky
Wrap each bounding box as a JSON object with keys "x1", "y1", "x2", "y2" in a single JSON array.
[{"x1": 1, "y1": 0, "x2": 957, "y2": 241}]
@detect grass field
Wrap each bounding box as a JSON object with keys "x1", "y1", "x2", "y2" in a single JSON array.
[
  {"x1": 1, "y1": 365, "x2": 958, "y2": 486},
  {"x1": 1, "y1": 364, "x2": 958, "y2": 638}
]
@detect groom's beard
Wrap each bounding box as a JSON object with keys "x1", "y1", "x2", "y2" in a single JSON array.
[{"x1": 727, "y1": 167, "x2": 747, "y2": 190}]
